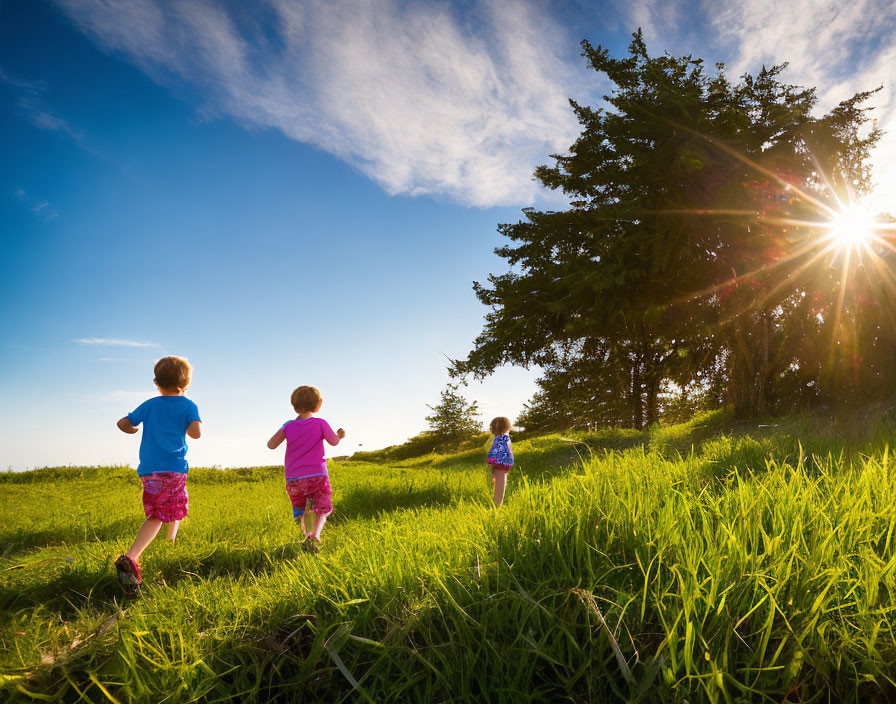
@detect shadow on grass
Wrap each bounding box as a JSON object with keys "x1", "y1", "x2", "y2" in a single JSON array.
[
  {"x1": 0, "y1": 541, "x2": 320, "y2": 617},
  {"x1": 1, "y1": 518, "x2": 140, "y2": 560},
  {"x1": 1, "y1": 482, "x2": 469, "y2": 617},
  {"x1": 333, "y1": 484, "x2": 460, "y2": 521},
  {"x1": 0, "y1": 562, "x2": 123, "y2": 615},
  {"x1": 504, "y1": 437, "x2": 647, "y2": 483},
  {"x1": 10, "y1": 526, "x2": 641, "y2": 704},
  {"x1": 389, "y1": 438, "x2": 644, "y2": 480}
]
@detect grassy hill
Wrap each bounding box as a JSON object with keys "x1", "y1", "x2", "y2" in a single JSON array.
[{"x1": 3, "y1": 411, "x2": 896, "y2": 702}]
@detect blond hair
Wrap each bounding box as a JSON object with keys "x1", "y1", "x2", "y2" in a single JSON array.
[
  {"x1": 154, "y1": 356, "x2": 193, "y2": 391},
  {"x1": 291, "y1": 385, "x2": 322, "y2": 413},
  {"x1": 489, "y1": 416, "x2": 511, "y2": 435}
]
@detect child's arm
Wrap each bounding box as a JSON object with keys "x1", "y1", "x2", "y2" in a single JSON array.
[
  {"x1": 186, "y1": 421, "x2": 201, "y2": 439},
  {"x1": 117, "y1": 417, "x2": 139, "y2": 434},
  {"x1": 267, "y1": 428, "x2": 286, "y2": 449},
  {"x1": 323, "y1": 422, "x2": 344, "y2": 446}
]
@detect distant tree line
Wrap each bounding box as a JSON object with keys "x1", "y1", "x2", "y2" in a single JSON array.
[{"x1": 455, "y1": 32, "x2": 893, "y2": 431}]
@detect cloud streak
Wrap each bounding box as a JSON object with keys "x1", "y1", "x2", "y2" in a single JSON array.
[
  {"x1": 54, "y1": 0, "x2": 587, "y2": 207},
  {"x1": 0, "y1": 65, "x2": 46, "y2": 91},
  {"x1": 74, "y1": 337, "x2": 159, "y2": 348},
  {"x1": 705, "y1": 0, "x2": 896, "y2": 213},
  {"x1": 16, "y1": 96, "x2": 84, "y2": 141},
  {"x1": 625, "y1": 0, "x2": 896, "y2": 214},
  {"x1": 1, "y1": 64, "x2": 85, "y2": 143},
  {"x1": 13, "y1": 188, "x2": 59, "y2": 221}
]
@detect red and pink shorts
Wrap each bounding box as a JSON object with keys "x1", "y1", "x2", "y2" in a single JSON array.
[
  {"x1": 286, "y1": 475, "x2": 333, "y2": 522},
  {"x1": 141, "y1": 472, "x2": 189, "y2": 522},
  {"x1": 489, "y1": 463, "x2": 512, "y2": 473}
]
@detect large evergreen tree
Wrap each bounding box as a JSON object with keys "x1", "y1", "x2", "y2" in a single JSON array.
[{"x1": 456, "y1": 32, "x2": 885, "y2": 427}]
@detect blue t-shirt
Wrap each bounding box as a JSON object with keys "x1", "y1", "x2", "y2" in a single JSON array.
[{"x1": 127, "y1": 396, "x2": 201, "y2": 476}]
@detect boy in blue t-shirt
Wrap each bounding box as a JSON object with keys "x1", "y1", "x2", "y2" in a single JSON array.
[{"x1": 114, "y1": 356, "x2": 201, "y2": 595}]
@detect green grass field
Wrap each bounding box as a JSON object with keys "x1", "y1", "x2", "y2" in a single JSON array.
[{"x1": 3, "y1": 411, "x2": 896, "y2": 702}]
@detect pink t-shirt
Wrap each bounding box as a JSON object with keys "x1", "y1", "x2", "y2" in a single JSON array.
[{"x1": 283, "y1": 417, "x2": 339, "y2": 479}]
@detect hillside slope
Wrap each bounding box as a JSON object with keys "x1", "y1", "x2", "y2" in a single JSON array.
[{"x1": 3, "y1": 411, "x2": 896, "y2": 702}]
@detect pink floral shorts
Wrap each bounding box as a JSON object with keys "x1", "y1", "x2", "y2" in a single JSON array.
[
  {"x1": 285, "y1": 475, "x2": 332, "y2": 522},
  {"x1": 141, "y1": 472, "x2": 189, "y2": 522},
  {"x1": 489, "y1": 463, "x2": 512, "y2": 473}
]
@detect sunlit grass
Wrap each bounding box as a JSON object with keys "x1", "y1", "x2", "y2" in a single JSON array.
[{"x1": 3, "y1": 416, "x2": 896, "y2": 702}]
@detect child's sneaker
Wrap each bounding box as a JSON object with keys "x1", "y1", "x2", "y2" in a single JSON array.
[
  {"x1": 115, "y1": 555, "x2": 142, "y2": 597},
  {"x1": 302, "y1": 534, "x2": 320, "y2": 555}
]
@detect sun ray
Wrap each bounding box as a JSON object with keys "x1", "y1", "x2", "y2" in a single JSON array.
[
  {"x1": 808, "y1": 150, "x2": 848, "y2": 212},
  {"x1": 625, "y1": 108, "x2": 896, "y2": 368},
  {"x1": 647, "y1": 209, "x2": 762, "y2": 217},
  {"x1": 862, "y1": 246, "x2": 896, "y2": 303},
  {"x1": 655, "y1": 116, "x2": 840, "y2": 218},
  {"x1": 675, "y1": 233, "x2": 823, "y2": 303},
  {"x1": 829, "y1": 244, "x2": 853, "y2": 372},
  {"x1": 869, "y1": 234, "x2": 896, "y2": 256},
  {"x1": 676, "y1": 241, "x2": 838, "y2": 333},
  {"x1": 752, "y1": 242, "x2": 838, "y2": 312}
]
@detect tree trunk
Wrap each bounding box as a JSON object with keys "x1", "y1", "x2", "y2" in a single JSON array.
[
  {"x1": 646, "y1": 375, "x2": 659, "y2": 426},
  {"x1": 631, "y1": 359, "x2": 643, "y2": 430},
  {"x1": 730, "y1": 322, "x2": 757, "y2": 417},
  {"x1": 755, "y1": 314, "x2": 769, "y2": 416}
]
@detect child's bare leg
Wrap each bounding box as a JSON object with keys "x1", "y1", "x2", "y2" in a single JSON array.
[
  {"x1": 311, "y1": 512, "x2": 329, "y2": 540},
  {"x1": 492, "y1": 470, "x2": 507, "y2": 507},
  {"x1": 301, "y1": 499, "x2": 312, "y2": 533},
  {"x1": 165, "y1": 520, "x2": 180, "y2": 542},
  {"x1": 300, "y1": 507, "x2": 329, "y2": 540},
  {"x1": 126, "y1": 518, "x2": 163, "y2": 561}
]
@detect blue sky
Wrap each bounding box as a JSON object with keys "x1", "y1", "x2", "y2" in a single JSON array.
[{"x1": 2, "y1": 0, "x2": 895, "y2": 470}]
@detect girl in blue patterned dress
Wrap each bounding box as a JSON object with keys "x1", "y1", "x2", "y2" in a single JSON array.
[{"x1": 486, "y1": 416, "x2": 514, "y2": 506}]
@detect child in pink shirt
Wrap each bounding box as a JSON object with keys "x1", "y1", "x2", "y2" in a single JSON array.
[{"x1": 267, "y1": 385, "x2": 345, "y2": 553}]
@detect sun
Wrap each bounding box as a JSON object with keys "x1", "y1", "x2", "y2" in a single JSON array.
[{"x1": 827, "y1": 203, "x2": 876, "y2": 250}]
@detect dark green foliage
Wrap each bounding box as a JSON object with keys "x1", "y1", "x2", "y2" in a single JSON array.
[
  {"x1": 457, "y1": 32, "x2": 889, "y2": 429},
  {"x1": 424, "y1": 383, "x2": 483, "y2": 450},
  {"x1": 352, "y1": 431, "x2": 491, "y2": 463}
]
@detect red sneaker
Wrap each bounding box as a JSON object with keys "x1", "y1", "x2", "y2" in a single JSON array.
[{"x1": 115, "y1": 555, "x2": 142, "y2": 597}]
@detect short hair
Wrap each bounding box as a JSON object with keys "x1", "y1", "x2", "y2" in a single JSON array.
[
  {"x1": 154, "y1": 356, "x2": 193, "y2": 391},
  {"x1": 291, "y1": 385, "x2": 322, "y2": 413},
  {"x1": 490, "y1": 416, "x2": 511, "y2": 435}
]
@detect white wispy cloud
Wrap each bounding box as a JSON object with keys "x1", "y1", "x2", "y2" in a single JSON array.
[
  {"x1": 0, "y1": 65, "x2": 47, "y2": 91},
  {"x1": 1, "y1": 64, "x2": 85, "y2": 143},
  {"x1": 623, "y1": 0, "x2": 896, "y2": 214},
  {"x1": 74, "y1": 337, "x2": 159, "y2": 348},
  {"x1": 16, "y1": 96, "x2": 84, "y2": 141},
  {"x1": 13, "y1": 188, "x2": 59, "y2": 221},
  {"x1": 705, "y1": 0, "x2": 896, "y2": 214},
  {"x1": 708, "y1": 0, "x2": 895, "y2": 89},
  {"x1": 53, "y1": 0, "x2": 587, "y2": 207}
]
